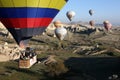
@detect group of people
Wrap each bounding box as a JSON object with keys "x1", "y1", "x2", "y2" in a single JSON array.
[{"x1": 20, "y1": 47, "x2": 36, "y2": 60}]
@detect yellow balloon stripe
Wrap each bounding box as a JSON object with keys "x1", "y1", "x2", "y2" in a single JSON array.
[{"x1": 0, "y1": 0, "x2": 66, "y2": 10}]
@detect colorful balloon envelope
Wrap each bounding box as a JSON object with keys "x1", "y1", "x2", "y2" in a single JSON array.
[
  {"x1": 55, "y1": 27, "x2": 67, "y2": 41},
  {"x1": 0, "y1": 0, "x2": 68, "y2": 47}
]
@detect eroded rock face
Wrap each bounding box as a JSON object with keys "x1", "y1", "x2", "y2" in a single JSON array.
[
  {"x1": 0, "y1": 22, "x2": 13, "y2": 38},
  {"x1": 0, "y1": 42, "x2": 24, "y2": 62}
]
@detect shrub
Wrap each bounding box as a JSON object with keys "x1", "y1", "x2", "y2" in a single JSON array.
[{"x1": 44, "y1": 58, "x2": 68, "y2": 77}]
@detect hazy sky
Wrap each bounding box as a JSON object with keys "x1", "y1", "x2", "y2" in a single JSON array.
[{"x1": 54, "y1": 0, "x2": 120, "y2": 25}]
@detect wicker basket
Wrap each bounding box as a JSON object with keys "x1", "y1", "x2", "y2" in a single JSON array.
[{"x1": 19, "y1": 56, "x2": 37, "y2": 68}]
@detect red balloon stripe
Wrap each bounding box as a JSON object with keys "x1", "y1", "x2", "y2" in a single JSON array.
[{"x1": 0, "y1": 18, "x2": 52, "y2": 28}]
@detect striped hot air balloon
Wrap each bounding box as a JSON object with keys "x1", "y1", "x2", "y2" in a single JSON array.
[{"x1": 0, "y1": 0, "x2": 68, "y2": 48}]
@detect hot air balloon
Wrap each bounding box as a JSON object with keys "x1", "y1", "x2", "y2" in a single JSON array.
[
  {"x1": 53, "y1": 20, "x2": 62, "y2": 28},
  {"x1": 89, "y1": 9, "x2": 94, "y2": 16},
  {"x1": 0, "y1": 0, "x2": 68, "y2": 48},
  {"x1": 66, "y1": 11, "x2": 75, "y2": 21},
  {"x1": 55, "y1": 27, "x2": 67, "y2": 41},
  {"x1": 54, "y1": 20, "x2": 67, "y2": 41},
  {"x1": 89, "y1": 20, "x2": 95, "y2": 27},
  {"x1": 103, "y1": 20, "x2": 112, "y2": 31}
]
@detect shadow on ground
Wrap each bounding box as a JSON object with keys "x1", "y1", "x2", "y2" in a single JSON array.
[{"x1": 64, "y1": 57, "x2": 120, "y2": 80}]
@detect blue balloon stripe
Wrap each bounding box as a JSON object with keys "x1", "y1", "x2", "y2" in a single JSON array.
[{"x1": 0, "y1": 7, "x2": 59, "y2": 18}]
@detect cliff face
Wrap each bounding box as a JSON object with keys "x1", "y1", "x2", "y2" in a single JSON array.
[{"x1": 0, "y1": 42, "x2": 23, "y2": 62}]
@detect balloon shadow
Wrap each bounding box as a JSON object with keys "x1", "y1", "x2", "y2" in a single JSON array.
[{"x1": 64, "y1": 57, "x2": 120, "y2": 80}]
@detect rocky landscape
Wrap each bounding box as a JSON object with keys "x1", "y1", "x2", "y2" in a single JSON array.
[{"x1": 0, "y1": 22, "x2": 120, "y2": 80}]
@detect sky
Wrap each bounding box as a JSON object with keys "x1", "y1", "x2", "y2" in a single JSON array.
[{"x1": 54, "y1": 0, "x2": 120, "y2": 25}]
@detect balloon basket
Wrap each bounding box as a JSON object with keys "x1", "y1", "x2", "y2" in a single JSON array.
[{"x1": 19, "y1": 55, "x2": 37, "y2": 68}]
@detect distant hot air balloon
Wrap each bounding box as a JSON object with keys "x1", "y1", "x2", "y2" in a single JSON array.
[
  {"x1": 103, "y1": 21, "x2": 112, "y2": 31},
  {"x1": 53, "y1": 20, "x2": 62, "y2": 28},
  {"x1": 55, "y1": 27, "x2": 67, "y2": 41},
  {"x1": 54, "y1": 20, "x2": 67, "y2": 40},
  {"x1": 0, "y1": 0, "x2": 68, "y2": 48},
  {"x1": 89, "y1": 9, "x2": 94, "y2": 16},
  {"x1": 66, "y1": 11, "x2": 75, "y2": 21},
  {"x1": 89, "y1": 20, "x2": 95, "y2": 27}
]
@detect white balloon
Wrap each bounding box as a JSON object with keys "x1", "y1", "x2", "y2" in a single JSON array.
[
  {"x1": 55, "y1": 27, "x2": 67, "y2": 40},
  {"x1": 66, "y1": 11, "x2": 76, "y2": 21}
]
